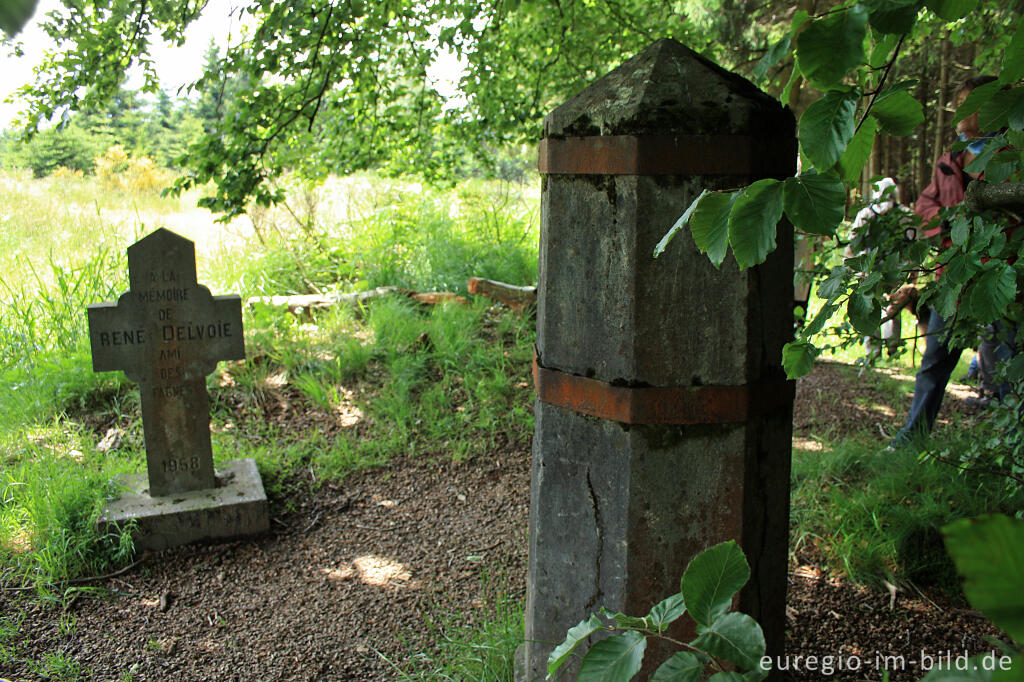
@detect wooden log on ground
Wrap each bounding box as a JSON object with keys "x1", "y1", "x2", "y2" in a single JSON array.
[
  {"x1": 411, "y1": 292, "x2": 469, "y2": 305},
  {"x1": 246, "y1": 286, "x2": 405, "y2": 315},
  {"x1": 467, "y1": 277, "x2": 537, "y2": 309},
  {"x1": 246, "y1": 286, "x2": 467, "y2": 316}
]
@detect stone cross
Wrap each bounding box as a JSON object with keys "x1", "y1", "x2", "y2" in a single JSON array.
[
  {"x1": 88, "y1": 228, "x2": 244, "y2": 497},
  {"x1": 518, "y1": 39, "x2": 796, "y2": 680}
]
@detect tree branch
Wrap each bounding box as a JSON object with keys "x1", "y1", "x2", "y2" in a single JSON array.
[
  {"x1": 855, "y1": 32, "x2": 906, "y2": 135},
  {"x1": 964, "y1": 180, "x2": 1024, "y2": 213}
]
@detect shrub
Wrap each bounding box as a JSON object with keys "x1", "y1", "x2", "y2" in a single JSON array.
[{"x1": 94, "y1": 145, "x2": 171, "y2": 193}]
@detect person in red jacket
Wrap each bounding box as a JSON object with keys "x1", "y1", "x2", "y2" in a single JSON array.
[{"x1": 890, "y1": 75, "x2": 998, "y2": 446}]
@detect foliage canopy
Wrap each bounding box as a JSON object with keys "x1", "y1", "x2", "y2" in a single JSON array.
[{"x1": 6, "y1": 1, "x2": 1024, "y2": 399}]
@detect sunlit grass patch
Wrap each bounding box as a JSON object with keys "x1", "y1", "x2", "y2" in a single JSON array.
[
  {"x1": 0, "y1": 424, "x2": 135, "y2": 592},
  {"x1": 0, "y1": 170, "x2": 538, "y2": 601}
]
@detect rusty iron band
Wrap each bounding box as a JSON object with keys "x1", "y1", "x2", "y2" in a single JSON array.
[
  {"x1": 538, "y1": 135, "x2": 797, "y2": 177},
  {"x1": 533, "y1": 356, "x2": 793, "y2": 425}
]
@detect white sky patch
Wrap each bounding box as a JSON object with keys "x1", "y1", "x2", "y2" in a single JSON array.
[
  {"x1": 424, "y1": 16, "x2": 477, "y2": 111},
  {"x1": 426, "y1": 44, "x2": 468, "y2": 111},
  {"x1": 0, "y1": 0, "x2": 243, "y2": 129}
]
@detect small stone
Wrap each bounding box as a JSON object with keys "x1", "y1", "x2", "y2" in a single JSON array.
[{"x1": 97, "y1": 427, "x2": 124, "y2": 453}]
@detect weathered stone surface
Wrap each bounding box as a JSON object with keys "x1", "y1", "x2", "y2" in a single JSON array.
[
  {"x1": 525, "y1": 405, "x2": 792, "y2": 677},
  {"x1": 100, "y1": 459, "x2": 269, "y2": 552},
  {"x1": 520, "y1": 37, "x2": 795, "y2": 681},
  {"x1": 538, "y1": 174, "x2": 793, "y2": 387},
  {"x1": 543, "y1": 38, "x2": 791, "y2": 141},
  {"x1": 88, "y1": 228, "x2": 244, "y2": 496}
]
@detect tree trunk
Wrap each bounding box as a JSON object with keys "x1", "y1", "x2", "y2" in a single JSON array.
[
  {"x1": 869, "y1": 137, "x2": 880, "y2": 181},
  {"x1": 897, "y1": 134, "x2": 908, "y2": 204},
  {"x1": 933, "y1": 34, "x2": 951, "y2": 163},
  {"x1": 916, "y1": 64, "x2": 931, "y2": 196},
  {"x1": 881, "y1": 133, "x2": 891, "y2": 179}
]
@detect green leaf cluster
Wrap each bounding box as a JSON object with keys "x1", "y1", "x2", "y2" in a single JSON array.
[
  {"x1": 665, "y1": 172, "x2": 844, "y2": 270},
  {"x1": 14, "y1": 0, "x2": 727, "y2": 218},
  {"x1": 918, "y1": 515, "x2": 1024, "y2": 680},
  {"x1": 0, "y1": 0, "x2": 37, "y2": 36},
  {"x1": 547, "y1": 541, "x2": 769, "y2": 681},
  {"x1": 702, "y1": 1, "x2": 1024, "y2": 386}
]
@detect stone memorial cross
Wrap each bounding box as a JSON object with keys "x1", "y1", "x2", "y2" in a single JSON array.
[{"x1": 88, "y1": 228, "x2": 244, "y2": 497}]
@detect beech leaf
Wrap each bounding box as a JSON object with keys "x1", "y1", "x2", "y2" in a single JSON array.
[
  {"x1": 783, "y1": 173, "x2": 846, "y2": 236},
  {"x1": 728, "y1": 179, "x2": 783, "y2": 270},
  {"x1": 578, "y1": 631, "x2": 647, "y2": 682},
  {"x1": 796, "y1": 5, "x2": 868, "y2": 87},
  {"x1": 799, "y1": 90, "x2": 859, "y2": 171},
  {"x1": 547, "y1": 614, "x2": 604, "y2": 675},
  {"x1": 688, "y1": 191, "x2": 736, "y2": 268},
  {"x1": 942, "y1": 515, "x2": 1024, "y2": 643},
  {"x1": 681, "y1": 541, "x2": 750, "y2": 628}
]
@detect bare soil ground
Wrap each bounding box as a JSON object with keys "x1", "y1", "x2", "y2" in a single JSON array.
[{"x1": 0, "y1": 362, "x2": 1003, "y2": 681}]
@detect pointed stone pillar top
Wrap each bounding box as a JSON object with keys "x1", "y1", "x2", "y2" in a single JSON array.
[{"x1": 544, "y1": 38, "x2": 792, "y2": 139}]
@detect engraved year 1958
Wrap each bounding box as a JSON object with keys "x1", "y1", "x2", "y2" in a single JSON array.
[{"x1": 162, "y1": 457, "x2": 201, "y2": 474}]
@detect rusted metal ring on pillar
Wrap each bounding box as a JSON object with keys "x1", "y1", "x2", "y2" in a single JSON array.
[
  {"x1": 532, "y1": 355, "x2": 794, "y2": 425},
  {"x1": 538, "y1": 135, "x2": 797, "y2": 176}
]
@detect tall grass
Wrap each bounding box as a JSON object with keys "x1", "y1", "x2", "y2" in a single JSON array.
[
  {"x1": 0, "y1": 425, "x2": 136, "y2": 593},
  {"x1": 236, "y1": 294, "x2": 535, "y2": 473},
  {"x1": 790, "y1": 364, "x2": 1024, "y2": 592},
  {"x1": 0, "y1": 244, "x2": 130, "y2": 424},
  {"x1": 228, "y1": 174, "x2": 539, "y2": 298},
  {"x1": 342, "y1": 178, "x2": 537, "y2": 293},
  {"x1": 0, "y1": 240, "x2": 139, "y2": 591},
  {"x1": 0, "y1": 169, "x2": 537, "y2": 592},
  {"x1": 0, "y1": 169, "x2": 202, "y2": 280}
]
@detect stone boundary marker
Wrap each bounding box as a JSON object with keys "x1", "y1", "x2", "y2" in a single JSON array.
[
  {"x1": 517, "y1": 39, "x2": 796, "y2": 680},
  {"x1": 88, "y1": 228, "x2": 268, "y2": 551}
]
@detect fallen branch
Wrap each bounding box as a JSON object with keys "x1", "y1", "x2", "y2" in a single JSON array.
[
  {"x1": 964, "y1": 180, "x2": 1024, "y2": 213},
  {"x1": 246, "y1": 286, "x2": 404, "y2": 315},
  {"x1": 467, "y1": 277, "x2": 537, "y2": 309},
  {"x1": 411, "y1": 292, "x2": 469, "y2": 305},
  {"x1": 247, "y1": 286, "x2": 467, "y2": 316}
]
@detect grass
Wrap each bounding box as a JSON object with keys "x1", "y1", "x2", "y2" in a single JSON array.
[
  {"x1": 790, "y1": 362, "x2": 1024, "y2": 592},
  {"x1": 0, "y1": 167, "x2": 536, "y2": 676},
  {"x1": 391, "y1": 573, "x2": 523, "y2": 681},
  {"x1": 0, "y1": 168, "x2": 538, "y2": 597},
  {"x1": 229, "y1": 174, "x2": 538, "y2": 298},
  {"x1": 0, "y1": 424, "x2": 138, "y2": 592},
  {"x1": 34, "y1": 648, "x2": 85, "y2": 680},
  {"x1": 0, "y1": 611, "x2": 24, "y2": 665}
]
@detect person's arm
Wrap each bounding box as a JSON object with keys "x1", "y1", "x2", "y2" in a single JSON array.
[{"x1": 897, "y1": 160, "x2": 950, "y2": 291}]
